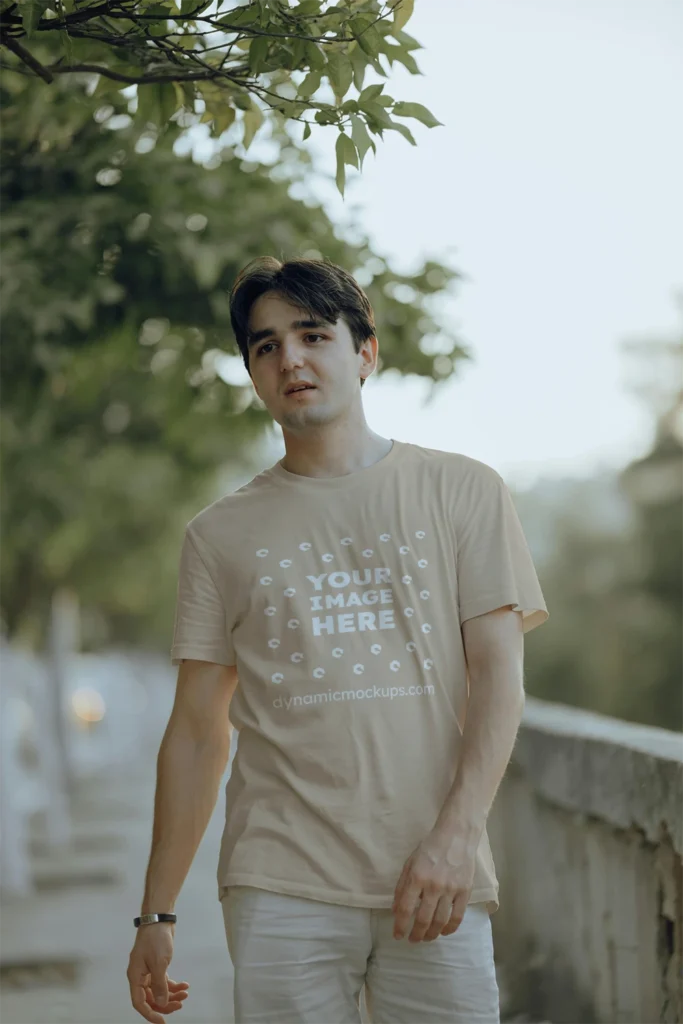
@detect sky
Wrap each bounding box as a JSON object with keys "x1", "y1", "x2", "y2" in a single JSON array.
[{"x1": 288, "y1": 0, "x2": 683, "y2": 489}]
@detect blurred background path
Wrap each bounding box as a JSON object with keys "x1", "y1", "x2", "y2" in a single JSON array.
[{"x1": 0, "y1": 652, "x2": 236, "y2": 1024}]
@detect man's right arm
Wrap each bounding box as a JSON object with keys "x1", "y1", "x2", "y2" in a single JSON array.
[
  {"x1": 127, "y1": 659, "x2": 238, "y2": 1022},
  {"x1": 141, "y1": 659, "x2": 238, "y2": 916}
]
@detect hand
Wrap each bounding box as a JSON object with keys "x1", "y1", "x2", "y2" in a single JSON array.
[
  {"x1": 127, "y1": 923, "x2": 190, "y2": 1023},
  {"x1": 391, "y1": 831, "x2": 476, "y2": 943}
]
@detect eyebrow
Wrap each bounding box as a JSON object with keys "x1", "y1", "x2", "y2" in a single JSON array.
[{"x1": 246, "y1": 318, "x2": 333, "y2": 349}]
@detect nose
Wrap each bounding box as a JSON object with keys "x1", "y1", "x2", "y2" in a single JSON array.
[{"x1": 278, "y1": 337, "x2": 306, "y2": 374}]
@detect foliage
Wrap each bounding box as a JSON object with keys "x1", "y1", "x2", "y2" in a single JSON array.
[
  {"x1": 521, "y1": 334, "x2": 683, "y2": 732},
  {"x1": 0, "y1": 0, "x2": 443, "y2": 195},
  {"x1": 0, "y1": 68, "x2": 467, "y2": 648}
]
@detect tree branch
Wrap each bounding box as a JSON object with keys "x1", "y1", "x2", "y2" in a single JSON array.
[
  {"x1": 1, "y1": 33, "x2": 53, "y2": 81},
  {"x1": 45, "y1": 61, "x2": 220, "y2": 83}
]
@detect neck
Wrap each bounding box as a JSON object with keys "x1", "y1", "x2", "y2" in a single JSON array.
[{"x1": 279, "y1": 416, "x2": 393, "y2": 480}]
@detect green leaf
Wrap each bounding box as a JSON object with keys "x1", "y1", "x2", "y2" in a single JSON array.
[
  {"x1": 338, "y1": 130, "x2": 358, "y2": 170},
  {"x1": 326, "y1": 51, "x2": 353, "y2": 105},
  {"x1": 390, "y1": 0, "x2": 414, "y2": 32},
  {"x1": 294, "y1": 0, "x2": 321, "y2": 14},
  {"x1": 362, "y1": 100, "x2": 394, "y2": 130},
  {"x1": 388, "y1": 48, "x2": 421, "y2": 75},
  {"x1": 356, "y1": 27, "x2": 382, "y2": 58},
  {"x1": 297, "y1": 69, "x2": 322, "y2": 100},
  {"x1": 248, "y1": 36, "x2": 271, "y2": 74},
  {"x1": 349, "y1": 45, "x2": 367, "y2": 93},
  {"x1": 349, "y1": 113, "x2": 375, "y2": 167},
  {"x1": 386, "y1": 118, "x2": 416, "y2": 146},
  {"x1": 212, "y1": 103, "x2": 236, "y2": 135},
  {"x1": 302, "y1": 121, "x2": 311, "y2": 140},
  {"x1": 59, "y1": 27, "x2": 73, "y2": 65},
  {"x1": 20, "y1": 0, "x2": 51, "y2": 38},
  {"x1": 180, "y1": 0, "x2": 210, "y2": 15},
  {"x1": 158, "y1": 82, "x2": 177, "y2": 125},
  {"x1": 393, "y1": 29, "x2": 421, "y2": 51},
  {"x1": 350, "y1": 14, "x2": 384, "y2": 57},
  {"x1": 217, "y1": 5, "x2": 261, "y2": 27},
  {"x1": 335, "y1": 132, "x2": 346, "y2": 197},
  {"x1": 391, "y1": 101, "x2": 443, "y2": 128},
  {"x1": 142, "y1": 2, "x2": 170, "y2": 36},
  {"x1": 137, "y1": 82, "x2": 179, "y2": 128},
  {"x1": 232, "y1": 91, "x2": 252, "y2": 111},
  {"x1": 314, "y1": 107, "x2": 336, "y2": 126},
  {"x1": 304, "y1": 40, "x2": 326, "y2": 70},
  {"x1": 358, "y1": 83, "x2": 384, "y2": 104},
  {"x1": 289, "y1": 36, "x2": 306, "y2": 70},
  {"x1": 242, "y1": 100, "x2": 264, "y2": 151}
]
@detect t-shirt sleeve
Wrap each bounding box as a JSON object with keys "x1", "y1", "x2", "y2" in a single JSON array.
[
  {"x1": 455, "y1": 465, "x2": 549, "y2": 634},
  {"x1": 170, "y1": 526, "x2": 235, "y2": 667}
]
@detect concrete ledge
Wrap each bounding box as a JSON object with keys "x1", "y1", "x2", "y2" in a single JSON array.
[
  {"x1": 489, "y1": 697, "x2": 683, "y2": 1024},
  {"x1": 516, "y1": 698, "x2": 683, "y2": 854}
]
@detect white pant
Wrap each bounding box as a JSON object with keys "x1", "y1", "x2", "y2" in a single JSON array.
[{"x1": 221, "y1": 885, "x2": 500, "y2": 1024}]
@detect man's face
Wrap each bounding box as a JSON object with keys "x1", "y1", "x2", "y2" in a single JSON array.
[{"x1": 246, "y1": 290, "x2": 377, "y2": 431}]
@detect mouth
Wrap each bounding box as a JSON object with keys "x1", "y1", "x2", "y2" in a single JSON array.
[{"x1": 284, "y1": 384, "x2": 317, "y2": 396}]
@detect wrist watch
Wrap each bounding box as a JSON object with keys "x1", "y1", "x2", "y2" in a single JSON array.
[{"x1": 134, "y1": 913, "x2": 177, "y2": 928}]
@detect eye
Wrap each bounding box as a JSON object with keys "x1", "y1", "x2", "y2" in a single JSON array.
[
  {"x1": 305, "y1": 334, "x2": 325, "y2": 343},
  {"x1": 256, "y1": 342, "x2": 275, "y2": 356}
]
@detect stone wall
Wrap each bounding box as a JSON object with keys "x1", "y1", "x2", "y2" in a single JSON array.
[{"x1": 488, "y1": 697, "x2": 683, "y2": 1024}]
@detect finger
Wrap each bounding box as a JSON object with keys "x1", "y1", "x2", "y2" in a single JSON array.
[
  {"x1": 146, "y1": 993, "x2": 185, "y2": 1014},
  {"x1": 145, "y1": 987, "x2": 187, "y2": 1003},
  {"x1": 164, "y1": 978, "x2": 188, "y2": 995},
  {"x1": 392, "y1": 881, "x2": 422, "y2": 938},
  {"x1": 423, "y1": 894, "x2": 454, "y2": 941},
  {"x1": 131, "y1": 983, "x2": 166, "y2": 1024},
  {"x1": 167, "y1": 980, "x2": 190, "y2": 991},
  {"x1": 407, "y1": 892, "x2": 440, "y2": 943},
  {"x1": 441, "y1": 896, "x2": 467, "y2": 936},
  {"x1": 150, "y1": 970, "x2": 170, "y2": 1008}
]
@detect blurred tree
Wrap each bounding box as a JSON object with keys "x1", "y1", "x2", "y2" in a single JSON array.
[
  {"x1": 0, "y1": 0, "x2": 442, "y2": 195},
  {"x1": 0, "y1": 67, "x2": 468, "y2": 651},
  {"x1": 617, "y1": 329, "x2": 683, "y2": 729},
  {"x1": 520, "y1": 318, "x2": 683, "y2": 732}
]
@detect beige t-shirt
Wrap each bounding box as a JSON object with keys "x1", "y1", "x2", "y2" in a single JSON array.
[{"x1": 170, "y1": 440, "x2": 548, "y2": 913}]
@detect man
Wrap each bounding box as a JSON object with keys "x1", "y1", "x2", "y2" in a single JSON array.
[{"x1": 127, "y1": 255, "x2": 548, "y2": 1024}]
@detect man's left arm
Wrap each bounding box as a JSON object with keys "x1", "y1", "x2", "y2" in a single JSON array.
[{"x1": 392, "y1": 605, "x2": 525, "y2": 942}]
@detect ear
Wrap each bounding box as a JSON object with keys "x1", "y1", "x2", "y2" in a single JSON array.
[{"x1": 359, "y1": 335, "x2": 378, "y2": 379}]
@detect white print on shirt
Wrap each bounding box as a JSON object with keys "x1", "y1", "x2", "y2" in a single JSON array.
[
  {"x1": 306, "y1": 567, "x2": 395, "y2": 637},
  {"x1": 257, "y1": 531, "x2": 432, "y2": 685}
]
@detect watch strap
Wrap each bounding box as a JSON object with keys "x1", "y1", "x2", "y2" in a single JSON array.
[{"x1": 134, "y1": 913, "x2": 177, "y2": 928}]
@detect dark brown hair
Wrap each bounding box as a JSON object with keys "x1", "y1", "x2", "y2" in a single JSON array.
[{"x1": 229, "y1": 256, "x2": 376, "y2": 387}]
